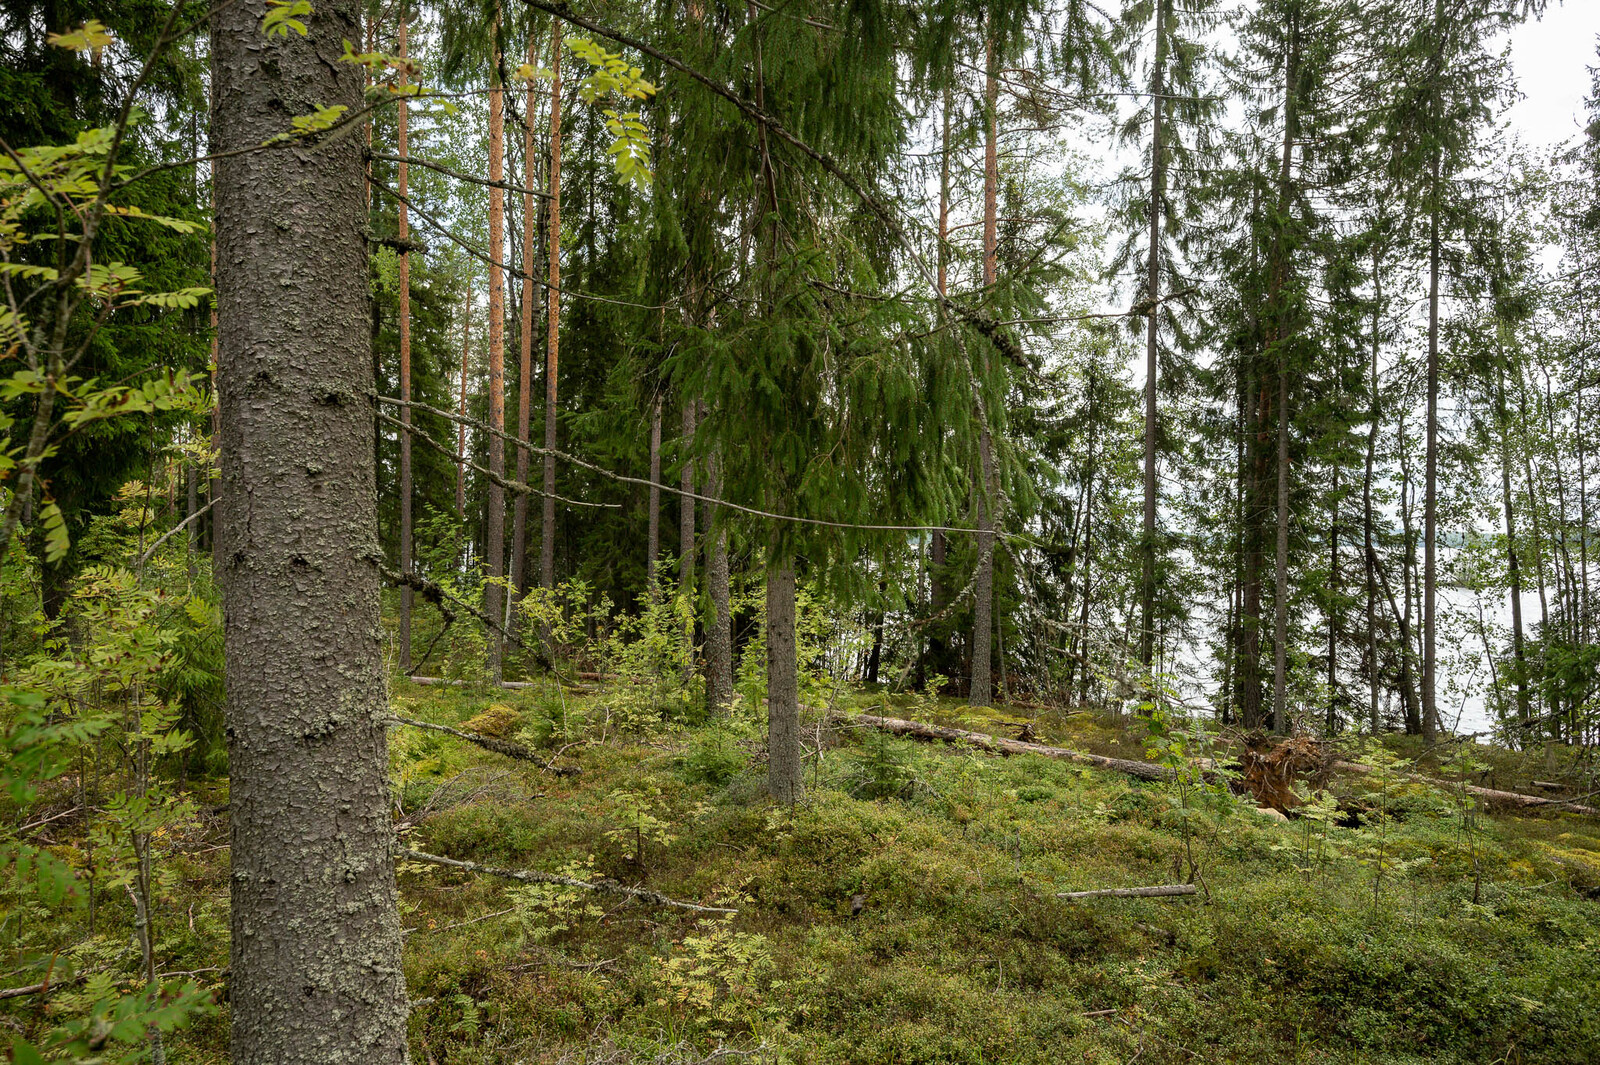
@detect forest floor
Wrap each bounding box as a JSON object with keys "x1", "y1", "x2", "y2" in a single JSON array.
[{"x1": 168, "y1": 682, "x2": 1600, "y2": 1063}]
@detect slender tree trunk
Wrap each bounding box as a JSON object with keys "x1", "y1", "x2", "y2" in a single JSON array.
[
  {"x1": 704, "y1": 449, "x2": 733, "y2": 713},
  {"x1": 1269, "y1": 7, "x2": 1300, "y2": 734},
  {"x1": 647, "y1": 395, "x2": 662, "y2": 590},
  {"x1": 680, "y1": 399, "x2": 698, "y2": 677},
  {"x1": 455, "y1": 285, "x2": 471, "y2": 518},
  {"x1": 1421, "y1": 145, "x2": 1442, "y2": 742},
  {"x1": 1365, "y1": 254, "x2": 1382, "y2": 732},
  {"x1": 970, "y1": 29, "x2": 999, "y2": 707},
  {"x1": 1140, "y1": 0, "x2": 1170, "y2": 674},
  {"x1": 396, "y1": 10, "x2": 413, "y2": 672},
  {"x1": 484, "y1": 19, "x2": 508, "y2": 679},
  {"x1": 1399, "y1": 414, "x2": 1424, "y2": 735},
  {"x1": 211, "y1": 1, "x2": 408, "y2": 1058},
  {"x1": 766, "y1": 546, "x2": 801, "y2": 802},
  {"x1": 1078, "y1": 375, "x2": 1097, "y2": 709},
  {"x1": 1496, "y1": 364, "x2": 1532, "y2": 728},
  {"x1": 927, "y1": 87, "x2": 952, "y2": 686},
  {"x1": 512, "y1": 30, "x2": 540, "y2": 621},
  {"x1": 1327, "y1": 463, "x2": 1339, "y2": 734},
  {"x1": 540, "y1": 23, "x2": 563, "y2": 590}
]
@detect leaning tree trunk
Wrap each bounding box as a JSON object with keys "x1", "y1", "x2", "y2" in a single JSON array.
[
  {"x1": 484, "y1": 22, "x2": 508, "y2": 680},
  {"x1": 211, "y1": 1, "x2": 409, "y2": 1060},
  {"x1": 540, "y1": 23, "x2": 563, "y2": 591},
  {"x1": 766, "y1": 545, "x2": 802, "y2": 802}
]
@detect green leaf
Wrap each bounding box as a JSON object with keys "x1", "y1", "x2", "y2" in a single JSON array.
[{"x1": 261, "y1": 0, "x2": 313, "y2": 39}]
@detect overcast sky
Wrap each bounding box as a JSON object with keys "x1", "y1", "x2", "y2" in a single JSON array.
[{"x1": 1505, "y1": 5, "x2": 1598, "y2": 151}]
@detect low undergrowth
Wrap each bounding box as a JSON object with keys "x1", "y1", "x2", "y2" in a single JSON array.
[{"x1": 386, "y1": 680, "x2": 1600, "y2": 1065}]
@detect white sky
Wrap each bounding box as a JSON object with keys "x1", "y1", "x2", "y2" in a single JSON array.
[{"x1": 1504, "y1": 4, "x2": 1598, "y2": 151}]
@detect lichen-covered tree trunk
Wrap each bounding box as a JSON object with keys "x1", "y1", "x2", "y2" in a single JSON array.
[
  {"x1": 540, "y1": 24, "x2": 563, "y2": 591},
  {"x1": 970, "y1": 29, "x2": 999, "y2": 708},
  {"x1": 211, "y1": 1, "x2": 410, "y2": 1061}
]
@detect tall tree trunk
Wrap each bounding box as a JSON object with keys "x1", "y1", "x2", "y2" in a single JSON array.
[
  {"x1": 512, "y1": 30, "x2": 540, "y2": 621},
  {"x1": 1421, "y1": 145, "x2": 1442, "y2": 742},
  {"x1": 485, "y1": 19, "x2": 507, "y2": 679},
  {"x1": 1140, "y1": 0, "x2": 1170, "y2": 674},
  {"x1": 397, "y1": 9, "x2": 413, "y2": 673},
  {"x1": 970, "y1": 28, "x2": 999, "y2": 707},
  {"x1": 927, "y1": 86, "x2": 952, "y2": 686},
  {"x1": 1497, "y1": 364, "x2": 1531, "y2": 728},
  {"x1": 540, "y1": 23, "x2": 563, "y2": 590},
  {"x1": 647, "y1": 395, "x2": 662, "y2": 590},
  {"x1": 1364, "y1": 253, "x2": 1382, "y2": 732},
  {"x1": 1327, "y1": 462, "x2": 1339, "y2": 734},
  {"x1": 766, "y1": 547, "x2": 801, "y2": 802},
  {"x1": 455, "y1": 285, "x2": 471, "y2": 518},
  {"x1": 211, "y1": 1, "x2": 408, "y2": 1058},
  {"x1": 704, "y1": 450, "x2": 733, "y2": 713},
  {"x1": 1077, "y1": 374, "x2": 1097, "y2": 709},
  {"x1": 680, "y1": 399, "x2": 698, "y2": 677},
  {"x1": 1269, "y1": 6, "x2": 1301, "y2": 734},
  {"x1": 1399, "y1": 413, "x2": 1424, "y2": 735}
]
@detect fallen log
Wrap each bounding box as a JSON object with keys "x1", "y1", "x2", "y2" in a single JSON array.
[
  {"x1": 831, "y1": 711, "x2": 1173, "y2": 782},
  {"x1": 402, "y1": 849, "x2": 736, "y2": 914},
  {"x1": 406, "y1": 675, "x2": 541, "y2": 690},
  {"x1": 388, "y1": 716, "x2": 580, "y2": 776},
  {"x1": 838, "y1": 711, "x2": 1600, "y2": 816},
  {"x1": 1329, "y1": 760, "x2": 1599, "y2": 816},
  {"x1": 1058, "y1": 884, "x2": 1197, "y2": 901}
]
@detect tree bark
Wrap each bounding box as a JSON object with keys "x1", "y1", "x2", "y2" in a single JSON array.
[
  {"x1": 485, "y1": 19, "x2": 508, "y2": 679},
  {"x1": 927, "y1": 85, "x2": 951, "y2": 688},
  {"x1": 1497, "y1": 364, "x2": 1531, "y2": 728},
  {"x1": 540, "y1": 22, "x2": 563, "y2": 590},
  {"x1": 766, "y1": 548, "x2": 802, "y2": 802},
  {"x1": 397, "y1": 10, "x2": 413, "y2": 673},
  {"x1": 679, "y1": 397, "x2": 697, "y2": 676},
  {"x1": 211, "y1": 0, "x2": 408, "y2": 1058}
]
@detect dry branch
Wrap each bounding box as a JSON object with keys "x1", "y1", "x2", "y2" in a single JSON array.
[
  {"x1": 1057, "y1": 885, "x2": 1197, "y2": 900},
  {"x1": 402, "y1": 849, "x2": 737, "y2": 914},
  {"x1": 388, "y1": 716, "x2": 580, "y2": 776}
]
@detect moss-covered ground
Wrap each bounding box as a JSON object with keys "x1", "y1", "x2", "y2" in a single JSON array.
[{"x1": 366, "y1": 681, "x2": 1600, "y2": 1065}]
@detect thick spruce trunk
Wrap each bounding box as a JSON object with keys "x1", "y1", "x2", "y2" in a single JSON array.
[
  {"x1": 211, "y1": 1, "x2": 409, "y2": 1060},
  {"x1": 679, "y1": 398, "x2": 697, "y2": 677}
]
